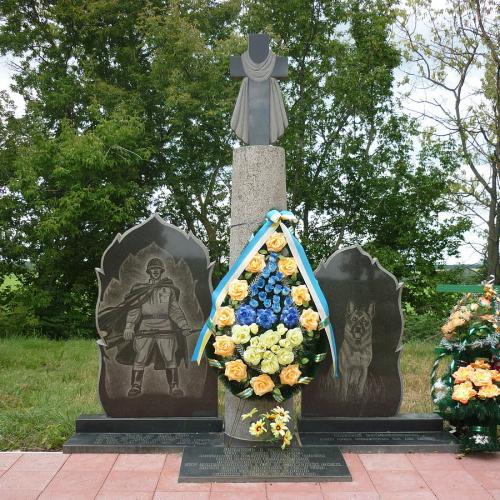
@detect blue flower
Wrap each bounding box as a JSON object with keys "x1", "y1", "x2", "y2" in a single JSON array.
[
  {"x1": 274, "y1": 284, "x2": 283, "y2": 294},
  {"x1": 250, "y1": 299, "x2": 259, "y2": 309},
  {"x1": 272, "y1": 303, "x2": 281, "y2": 314},
  {"x1": 264, "y1": 299, "x2": 272, "y2": 308},
  {"x1": 282, "y1": 285, "x2": 290, "y2": 296},
  {"x1": 275, "y1": 272, "x2": 284, "y2": 280},
  {"x1": 284, "y1": 296, "x2": 293, "y2": 307},
  {"x1": 258, "y1": 291, "x2": 267, "y2": 302},
  {"x1": 265, "y1": 283, "x2": 274, "y2": 293},
  {"x1": 272, "y1": 294, "x2": 281, "y2": 303},
  {"x1": 257, "y1": 278, "x2": 266, "y2": 289},
  {"x1": 256, "y1": 308, "x2": 277, "y2": 329},
  {"x1": 262, "y1": 269, "x2": 270, "y2": 278},
  {"x1": 280, "y1": 307, "x2": 299, "y2": 328},
  {"x1": 268, "y1": 275, "x2": 276, "y2": 285},
  {"x1": 269, "y1": 252, "x2": 278, "y2": 262},
  {"x1": 250, "y1": 284, "x2": 259, "y2": 296},
  {"x1": 236, "y1": 305, "x2": 257, "y2": 325},
  {"x1": 266, "y1": 261, "x2": 277, "y2": 272}
]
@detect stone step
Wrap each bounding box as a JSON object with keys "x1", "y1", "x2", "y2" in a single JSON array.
[
  {"x1": 298, "y1": 430, "x2": 459, "y2": 453},
  {"x1": 63, "y1": 432, "x2": 224, "y2": 454},
  {"x1": 75, "y1": 414, "x2": 223, "y2": 433},
  {"x1": 298, "y1": 413, "x2": 444, "y2": 433}
]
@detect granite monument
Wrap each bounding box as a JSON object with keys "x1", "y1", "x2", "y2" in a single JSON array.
[
  {"x1": 301, "y1": 245, "x2": 403, "y2": 417},
  {"x1": 95, "y1": 214, "x2": 218, "y2": 417}
]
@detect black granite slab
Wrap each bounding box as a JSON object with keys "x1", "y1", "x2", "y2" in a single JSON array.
[
  {"x1": 63, "y1": 432, "x2": 224, "y2": 454},
  {"x1": 299, "y1": 431, "x2": 459, "y2": 453},
  {"x1": 303, "y1": 246, "x2": 403, "y2": 417},
  {"x1": 95, "y1": 214, "x2": 217, "y2": 418},
  {"x1": 298, "y1": 414, "x2": 444, "y2": 433},
  {"x1": 75, "y1": 414, "x2": 223, "y2": 433},
  {"x1": 179, "y1": 446, "x2": 351, "y2": 482}
]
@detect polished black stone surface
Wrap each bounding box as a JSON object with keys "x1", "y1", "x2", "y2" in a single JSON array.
[
  {"x1": 75, "y1": 414, "x2": 223, "y2": 433},
  {"x1": 298, "y1": 414, "x2": 444, "y2": 433},
  {"x1": 303, "y1": 246, "x2": 403, "y2": 417},
  {"x1": 95, "y1": 214, "x2": 217, "y2": 417},
  {"x1": 63, "y1": 432, "x2": 224, "y2": 454},
  {"x1": 299, "y1": 431, "x2": 458, "y2": 453},
  {"x1": 179, "y1": 446, "x2": 351, "y2": 482}
]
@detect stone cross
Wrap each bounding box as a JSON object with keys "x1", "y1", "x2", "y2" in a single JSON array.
[{"x1": 230, "y1": 33, "x2": 288, "y2": 145}]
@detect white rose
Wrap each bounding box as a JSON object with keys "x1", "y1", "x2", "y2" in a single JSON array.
[
  {"x1": 243, "y1": 347, "x2": 262, "y2": 366},
  {"x1": 277, "y1": 349, "x2": 294, "y2": 365},
  {"x1": 261, "y1": 354, "x2": 280, "y2": 374},
  {"x1": 231, "y1": 324, "x2": 251, "y2": 344},
  {"x1": 286, "y1": 328, "x2": 304, "y2": 347},
  {"x1": 260, "y1": 330, "x2": 281, "y2": 348}
]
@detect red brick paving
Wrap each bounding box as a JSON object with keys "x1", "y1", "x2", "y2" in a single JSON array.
[{"x1": 0, "y1": 451, "x2": 498, "y2": 499}]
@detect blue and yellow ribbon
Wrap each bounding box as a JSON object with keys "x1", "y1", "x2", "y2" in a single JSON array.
[{"x1": 191, "y1": 209, "x2": 338, "y2": 376}]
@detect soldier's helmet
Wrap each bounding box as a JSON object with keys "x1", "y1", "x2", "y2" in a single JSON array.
[{"x1": 146, "y1": 258, "x2": 165, "y2": 274}]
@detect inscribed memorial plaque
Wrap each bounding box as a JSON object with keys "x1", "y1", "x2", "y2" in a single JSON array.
[{"x1": 179, "y1": 446, "x2": 351, "y2": 482}]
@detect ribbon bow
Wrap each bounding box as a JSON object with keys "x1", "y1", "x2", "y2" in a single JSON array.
[{"x1": 191, "y1": 210, "x2": 338, "y2": 376}]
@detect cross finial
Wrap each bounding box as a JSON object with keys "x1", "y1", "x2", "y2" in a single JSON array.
[{"x1": 230, "y1": 33, "x2": 288, "y2": 145}]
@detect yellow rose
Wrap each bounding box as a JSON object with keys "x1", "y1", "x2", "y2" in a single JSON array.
[
  {"x1": 277, "y1": 348, "x2": 294, "y2": 365},
  {"x1": 280, "y1": 364, "x2": 302, "y2": 386},
  {"x1": 266, "y1": 232, "x2": 287, "y2": 252},
  {"x1": 300, "y1": 308, "x2": 320, "y2": 331},
  {"x1": 278, "y1": 257, "x2": 298, "y2": 277},
  {"x1": 213, "y1": 335, "x2": 235, "y2": 357},
  {"x1": 286, "y1": 327, "x2": 304, "y2": 347},
  {"x1": 291, "y1": 285, "x2": 311, "y2": 306},
  {"x1": 469, "y1": 368, "x2": 493, "y2": 387},
  {"x1": 471, "y1": 359, "x2": 491, "y2": 370},
  {"x1": 490, "y1": 370, "x2": 500, "y2": 382},
  {"x1": 452, "y1": 381, "x2": 477, "y2": 404},
  {"x1": 261, "y1": 354, "x2": 280, "y2": 374},
  {"x1": 477, "y1": 384, "x2": 500, "y2": 399},
  {"x1": 224, "y1": 359, "x2": 247, "y2": 382},
  {"x1": 452, "y1": 365, "x2": 474, "y2": 383},
  {"x1": 214, "y1": 306, "x2": 235, "y2": 328},
  {"x1": 450, "y1": 317, "x2": 466, "y2": 329},
  {"x1": 246, "y1": 254, "x2": 266, "y2": 274},
  {"x1": 441, "y1": 322, "x2": 455, "y2": 338},
  {"x1": 228, "y1": 279, "x2": 249, "y2": 301},
  {"x1": 250, "y1": 374, "x2": 275, "y2": 396}
]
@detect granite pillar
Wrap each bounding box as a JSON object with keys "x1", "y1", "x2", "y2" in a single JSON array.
[{"x1": 224, "y1": 145, "x2": 296, "y2": 441}]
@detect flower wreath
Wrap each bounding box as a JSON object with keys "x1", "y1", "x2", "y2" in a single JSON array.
[{"x1": 192, "y1": 210, "x2": 337, "y2": 402}]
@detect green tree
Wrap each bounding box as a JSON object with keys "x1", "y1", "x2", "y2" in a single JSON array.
[
  {"x1": 242, "y1": 0, "x2": 469, "y2": 302},
  {"x1": 400, "y1": 0, "x2": 500, "y2": 282},
  {"x1": 0, "y1": 0, "x2": 239, "y2": 337},
  {"x1": 0, "y1": 0, "x2": 470, "y2": 337}
]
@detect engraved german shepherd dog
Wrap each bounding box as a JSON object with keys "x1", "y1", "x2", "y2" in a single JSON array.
[{"x1": 339, "y1": 301, "x2": 375, "y2": 401}]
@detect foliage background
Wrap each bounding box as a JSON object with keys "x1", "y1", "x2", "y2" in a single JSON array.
[{"x1": 0, "y1": 0, "x2": 483, "y2": 339}]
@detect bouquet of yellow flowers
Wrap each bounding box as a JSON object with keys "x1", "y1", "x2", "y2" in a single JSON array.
[
  {"x1": 242, "y1": 406, "x2": 293, "y2": 449},
  {"x1": 431, "y1": 284, "x2": 500, "y2": 451},
  {"x1": 205, "y1": 228, "x2": 329, "y2": 402}
]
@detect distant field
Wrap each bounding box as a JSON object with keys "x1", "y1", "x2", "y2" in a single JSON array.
[{"x1": 0, "y1": 337, "x2": 435, "y2": 450}]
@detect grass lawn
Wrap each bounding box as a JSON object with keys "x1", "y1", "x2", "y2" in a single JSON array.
[{"x1": 0, "y1": 337, "x2": 436, "y2": 451}]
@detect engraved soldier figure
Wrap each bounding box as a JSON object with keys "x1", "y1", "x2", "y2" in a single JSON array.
[{"x1": 120, "y1": 258, "x2": 191, "y2": 398}]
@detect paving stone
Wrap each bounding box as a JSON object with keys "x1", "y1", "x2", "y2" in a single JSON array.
[
  {"x1": 11, "y1": 453, "x2": 67, "y2": 472},
  {"x1": 368, "y1": 470, "x2": 429, "y2": 493},
  {"x1": 113, "y1": 454, "x2": 166, "y2": 472},
  {"x1": 359, "y1": 453, "x2": 414, "y2": 471},
  {"x1": 100, "y1": 470, "x2": 160, "y2": 492}
]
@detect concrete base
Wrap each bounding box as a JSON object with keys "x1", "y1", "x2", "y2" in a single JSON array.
[{"x1": 225, "y1": 145, "x2": 292, "y2": 440}]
